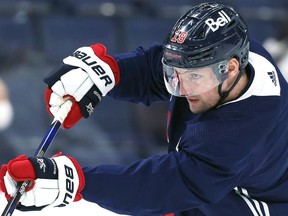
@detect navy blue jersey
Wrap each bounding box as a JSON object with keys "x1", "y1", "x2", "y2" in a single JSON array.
[{"x1": 81, "y1": 39, "x2": 288, "y2": 216}]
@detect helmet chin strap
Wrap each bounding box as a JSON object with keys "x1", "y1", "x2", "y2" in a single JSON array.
[{"x1": 215, "y1": 69, "x2": 245, "y2": 107}]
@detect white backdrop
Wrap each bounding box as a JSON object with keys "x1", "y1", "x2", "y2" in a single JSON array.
[{"x1": 0, "y1": 192, "x2": 128, "y2": 216}]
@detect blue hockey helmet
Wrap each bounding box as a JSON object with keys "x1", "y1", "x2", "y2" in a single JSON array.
[{"x1": 162, "y1": 2, "x2": 249, "y2": 97}]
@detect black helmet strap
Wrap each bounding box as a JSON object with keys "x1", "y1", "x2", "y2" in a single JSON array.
[{"x1": 216, "y1": 68, "x2": 245, "y2": 107}]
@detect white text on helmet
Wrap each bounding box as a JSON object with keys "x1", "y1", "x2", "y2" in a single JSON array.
[{"x1": 205, "y1": 10, "x2": 231, "y2": 32}]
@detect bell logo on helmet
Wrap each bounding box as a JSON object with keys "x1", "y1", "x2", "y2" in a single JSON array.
[{"x1": 205, "y1": 10, "x2": 231, "y2": 32}]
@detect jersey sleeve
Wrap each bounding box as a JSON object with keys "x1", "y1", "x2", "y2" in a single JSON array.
[{"x1": 107, "y1": 43, "x2": 170, "y2": 105}]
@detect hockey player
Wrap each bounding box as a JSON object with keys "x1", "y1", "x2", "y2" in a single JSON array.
[{"x1": 1, "y1": 2, "x2": 288, "y2": 216}]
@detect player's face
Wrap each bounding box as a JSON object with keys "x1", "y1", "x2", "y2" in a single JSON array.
[
  {"x1": 177, "y1": 67, "x2": 219, "y2": 97},
  {"x1": 176, "y1": 67, "x2": 221, "y2": 113},
  {"x1": 182, "y1": 58, "x2": 243, "y2": 114},
  {"x1": 162, "y1": 59, "x2": 228, "y2": 98}
]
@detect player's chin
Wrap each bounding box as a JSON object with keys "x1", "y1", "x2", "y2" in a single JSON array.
[
  {"x1": 187, "y1": 100, "x2": 211, "y2": 114},
  {"x1": 187, "y1": 100, "x2": 201, "y2": 113}
]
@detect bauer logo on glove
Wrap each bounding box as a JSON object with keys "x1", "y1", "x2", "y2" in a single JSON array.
[
  {"x1": 69, "y1": 48, "x2": 114, "y2": 88},
  {"x1": 44, "y1": 44, "x2": 120, "y2": 129}
]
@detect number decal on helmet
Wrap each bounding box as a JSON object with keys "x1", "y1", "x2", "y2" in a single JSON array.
[{"x1": 170, "y1": 31, "x2": 188, "y2": 44}]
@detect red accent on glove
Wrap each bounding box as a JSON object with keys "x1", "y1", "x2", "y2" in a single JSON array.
[
  {"x1": 0, "y1": 164, "x2": 11, "y2": 201},
  {"x1": 7, "y1": 155, "x2": 36, "y2": 186},
  {"x1": 0, "y1": 155, "x2": 36, "y2": 201},
  {"x1": 90, "y1": 44, "x2": 120, "y2": 85},
  {"x1": 45, "y1": 88, "x2": 82, "y2": 129},
  {"x1": 45, "y1": 88, "x2": 54, "y2": 116}
]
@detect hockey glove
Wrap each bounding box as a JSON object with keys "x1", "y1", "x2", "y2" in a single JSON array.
[
  {"x1": 44, "y1": 44, "x2": 120, "y2": 129},
  {"x1": 0, "y1": 154, "x2": 85, "y2": 211}
]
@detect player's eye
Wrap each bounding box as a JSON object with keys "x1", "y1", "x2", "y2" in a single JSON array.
[{"x1": 186, "y1": 73, "x2": 201, "y2": 80}]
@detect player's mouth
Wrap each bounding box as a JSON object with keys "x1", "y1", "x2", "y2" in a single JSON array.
[{"x1": 187, "y1": 97, "x2": 200, "y2": 104}]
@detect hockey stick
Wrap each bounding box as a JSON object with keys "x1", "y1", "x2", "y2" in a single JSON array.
[{"x1": 1, "y1": 100, "x2": 73, "y2": 216}]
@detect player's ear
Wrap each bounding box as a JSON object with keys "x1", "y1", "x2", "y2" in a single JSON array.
[
  {"x1": 228, "y1": 58, "x2": 239, "y2": 78},
  {"x1": 227, "y1": 58, "x2": 240, "y2": 78},
  {"x1": 221, "y1": 58, "x2": 240, "y2": 91}
]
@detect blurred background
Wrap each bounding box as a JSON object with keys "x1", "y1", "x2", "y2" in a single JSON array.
[{"x1": 0, "y1": 0, "x2": 287, "y2": 167}]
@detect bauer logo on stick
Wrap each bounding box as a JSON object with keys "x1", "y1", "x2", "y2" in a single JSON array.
[{"x1": 205, "y1": 10, "x2": 231, "y2": 32}]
